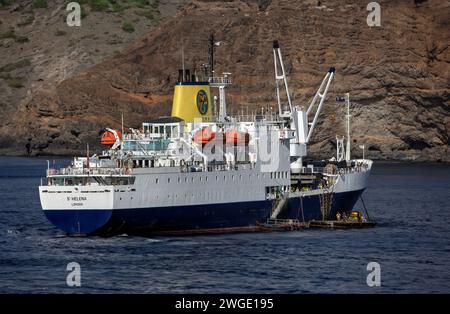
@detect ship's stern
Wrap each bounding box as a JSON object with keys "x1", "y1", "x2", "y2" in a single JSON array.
[{"x1": 39, "y1": 185, "x2": 114, "y2": 236}]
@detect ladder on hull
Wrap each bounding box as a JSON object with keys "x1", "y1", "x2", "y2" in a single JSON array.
[
  {"x1": 270, "y1": 193, "x2": 289, "y2": 219},
  {"x1": 319, "y1": 190, "x2": 334, "y2": 221}
]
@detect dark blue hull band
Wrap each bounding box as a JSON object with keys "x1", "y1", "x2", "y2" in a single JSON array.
[{"x1": 43, "y1": 189, "x2": 365, "y2": 236}]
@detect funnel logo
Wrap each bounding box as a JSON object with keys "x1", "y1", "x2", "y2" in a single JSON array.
[{"x1": 196, "y1": 90, "x2": 209, "y2": 115}]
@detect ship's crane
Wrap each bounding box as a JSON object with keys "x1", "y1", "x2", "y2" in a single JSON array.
[
  {"x1": 305, "y1": 67, "x2": 335, "y2": 143},
  {"x1": 273, "y1": 40, "x2": 293, "y2": 118},
  {"x1": 272, "y1": 41, "x2": 334, "y2": 173}
]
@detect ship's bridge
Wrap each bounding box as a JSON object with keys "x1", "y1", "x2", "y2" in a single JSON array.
[
  {"x1": 142, "y1": 116, "x2": 184, "y2": 139},
  {"x1": 122, "y1": 117, "x2": 184, "y2": 153}
]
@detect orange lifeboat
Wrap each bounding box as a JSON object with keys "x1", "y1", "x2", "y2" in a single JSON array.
[
  {"x1": 225, "y1": 130, "x2": 250, "y2": 146},
  {"x1": 101, "y1": 129, "x2": 122, "y2": 146},
  {"x1": 193, "y1": 127, "x2": 216, "y2": 145}
]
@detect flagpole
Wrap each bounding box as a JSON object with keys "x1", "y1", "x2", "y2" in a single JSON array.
[
  {"x1": 87, "y1": 143, "x2": 90, "y2": 169},
  {"x1": 121, "y1": 113, "x2": 124, "y2": 138},
  {"x1": 359, "y1": 145, "x2": 365, "y2": 160},
  {"x1": 345, "y1": 93, "x2": 351, "y2": 162},
  {"x1": 86, "y1": 143, "x2": 91, "y2": 184}
]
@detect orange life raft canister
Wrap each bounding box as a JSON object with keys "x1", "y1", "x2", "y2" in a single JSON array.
[
  {"x1": 100, "y1": 130, "x2": 122, "y2": 146},
  {"x1": 193, "y1": 127, "x2": 216, "y2": 145}
]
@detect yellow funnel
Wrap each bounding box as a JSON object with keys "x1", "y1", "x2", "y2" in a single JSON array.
[{"x1": 171, "y1": 82, "x2": 213, "y2": 123}]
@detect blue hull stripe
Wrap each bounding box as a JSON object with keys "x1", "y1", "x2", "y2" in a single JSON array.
[
  {"x1": 44, "y1": 209, "x2": 112, "y2": 235},
  {"x1": 43, "y1": 189, "x2": 364, "y2": 236}
]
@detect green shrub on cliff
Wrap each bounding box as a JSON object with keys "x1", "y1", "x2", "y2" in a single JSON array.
[
  {"x1": 7, "y1": 78, "x2": 24, "y2": 88},
  {"x1": 0, "y1": 0, "x2": 11, "y2": 9},
  {"x1": 89, "y1": 0, "x2": 109, "y2": 11},
  {"x1": 0, "y1": 29, "x2": 15, "y2": 39},
  {"x1": 0, "y1": 59, "x2": 31, "y2": 72},
  {"x1": 122, "y1": 21, "x2": 135, "y2": 33},
  {"x1": 33, "y1": 0, "x2": 48, "y2": 9}
]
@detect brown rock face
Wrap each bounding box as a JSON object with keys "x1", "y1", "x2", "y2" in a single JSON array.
[{"x1": 1, "y1": 0, "x2": 449, "y2": 161}]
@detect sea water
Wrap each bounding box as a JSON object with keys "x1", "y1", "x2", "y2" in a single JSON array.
[{"x1": 0, "y1": 157, "x2": 449, "y2": 293}]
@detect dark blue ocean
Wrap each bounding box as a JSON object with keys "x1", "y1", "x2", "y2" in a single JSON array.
[{"x1": 0, "y1": 156, "x2": 449, "y2": 293}]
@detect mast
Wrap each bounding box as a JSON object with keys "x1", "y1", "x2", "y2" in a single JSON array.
[
  {"x1": 181, "y1": 40, "x2": 185, "y2": 81},
  {"x1": 86, "y1": 143, "x2": 90, "y2": 183},
  {"x1": 345, "y1": 92, "x2": 351, "y2": 162},
  {"x1": 121, "y1": 113, "x2": 124, "y2": 137},
  {"x1": 207, "y1": 34, "x2": 231, "y2": 122},
  {"x1": 208, "y1": 34, "x2": 215, "y2": 77},
  {"x1": 210, "y1": 73, "x2": 231, "y2": 122}
]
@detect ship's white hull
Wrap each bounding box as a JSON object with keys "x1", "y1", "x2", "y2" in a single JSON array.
[{"x1": 39, "y1": 161, "x2": 371, "y2": 235}]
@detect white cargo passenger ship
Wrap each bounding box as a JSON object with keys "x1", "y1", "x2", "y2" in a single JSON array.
[{"x1": 39, "y1": 41, "x2": 372, "y2": 236}]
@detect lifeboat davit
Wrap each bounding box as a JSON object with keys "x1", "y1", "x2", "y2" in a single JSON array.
[
  {"x1": 193, "y1": 127, "x2": 216, "y2": 145},
  {"x1": 225, "y1": 130, "x2": 250, "y2": 146},
  {"x1": 101, "y1": 129, "x2": 122, "y2": 146}
]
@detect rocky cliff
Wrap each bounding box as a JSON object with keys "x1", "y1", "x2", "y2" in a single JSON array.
[{"x1": 1, "y1": 0, "x2": 449, "y2": 161}]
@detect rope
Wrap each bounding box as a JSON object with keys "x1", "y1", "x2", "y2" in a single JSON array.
[
  {"x1": 360, "y1": 195, "x2": 371, "y2": 221},
  {"x1": 300, "y1": 195, "x2": 305, "y2": 223}
]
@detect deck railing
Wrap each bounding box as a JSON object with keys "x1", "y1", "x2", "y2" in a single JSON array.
[
  {"x1": 208, "y1": 76, "x2": 232, "y2": 85},
  {"x1": 47, "y1": 167, "x2": 130, "y2": 176}
]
